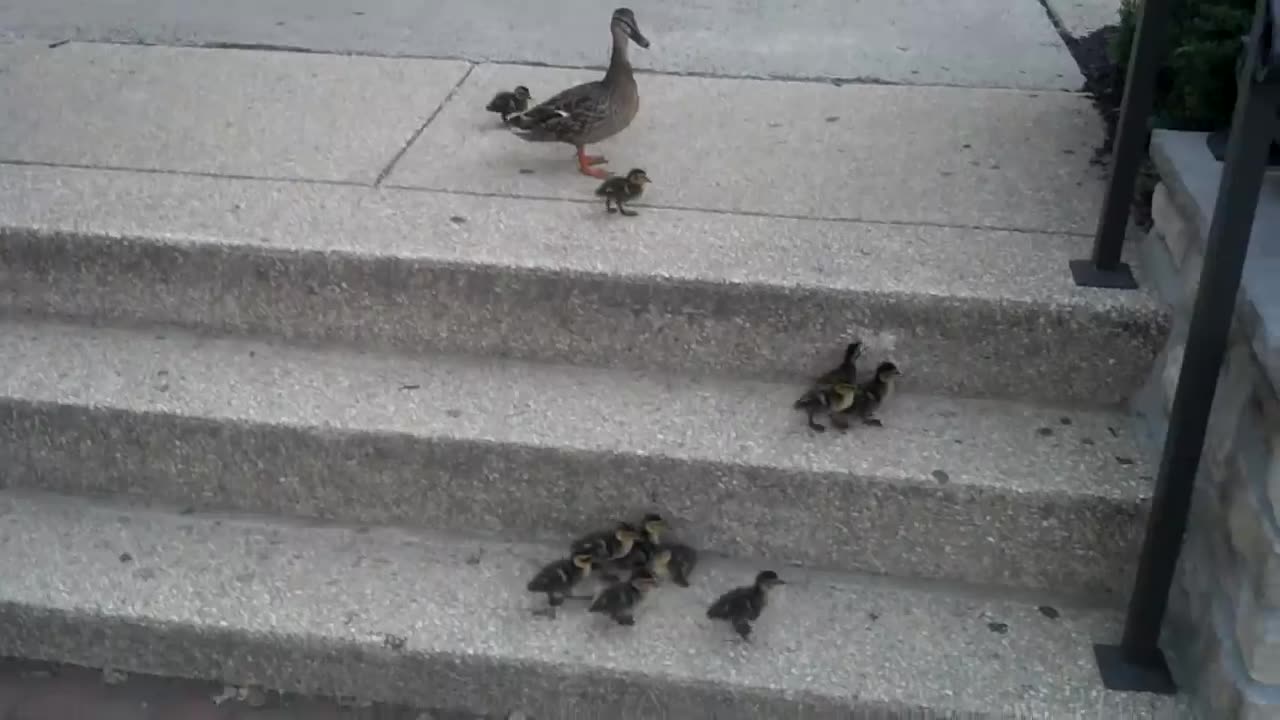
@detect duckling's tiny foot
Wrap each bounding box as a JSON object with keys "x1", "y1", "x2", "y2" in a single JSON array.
[
  {"x1": 531, "y1": 607, "x2": 557, "y2": 620},
  {"x1": 616, "y1": 616, "x2": 636, "y2": 626},
  {"x1": 619, "y1": 207, "x2": 638, "y2": 217},
  {"x1": 807, "y1": 423, "x2": 827, "y2": 433},
  {"x1": 607, "y1": 206, "x2": 619, "y2": 214},
  {"x1": 863, "y1": 418, "x2": 884, "y2": 428}
]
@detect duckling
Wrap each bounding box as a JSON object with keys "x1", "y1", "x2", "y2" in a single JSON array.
[
  {"x1": 610, "y1": 513, "x2": 667, "y2": 574},
  {"x1": 485, "y1": 85, "x2": 532, "y2": 123},
  {"x1": 570, "y1": 522, "x2": 642, "y2": 573},
  {"x1": 527, "y1": 553, "x2": 594, "y2": 613},
  {"x1": 589, "y1": 568, "x2": 660, "y2": 626},
  {"x1": 706, "y1": 570, "x2": 786, "y2": 641},
  {"x1": 842, "y1": 361, "x2": 902, "y2": 428},
  {"x1": 595, "y1": 168, "x2": 650, "y2": 216},
  {"x1": 649, "y1": 544, "x2": 699, "y2": 587},
  {"x1": 794, "y1": 381, "x2": 860, "y2": 433},
  {"x1": 815, "y1": 341, "x2": 863, "y2": 386}
]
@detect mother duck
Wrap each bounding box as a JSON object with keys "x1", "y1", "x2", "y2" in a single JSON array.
[{"x1": 505, "y1": 8, "x2": 650, "y2": 178}]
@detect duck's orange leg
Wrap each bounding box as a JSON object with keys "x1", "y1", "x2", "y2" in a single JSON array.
[{"x1": 576, "y1": 146, "x2": 609, "y2": 178}]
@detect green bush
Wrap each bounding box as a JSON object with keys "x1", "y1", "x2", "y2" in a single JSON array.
[{"x1": 1111, "y1": 0, "x2": 1257, "y2": 130}]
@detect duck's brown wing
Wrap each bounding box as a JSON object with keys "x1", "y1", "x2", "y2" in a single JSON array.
[{"x1": 507, "y1": 80, "x2": 609, "y2": 142}]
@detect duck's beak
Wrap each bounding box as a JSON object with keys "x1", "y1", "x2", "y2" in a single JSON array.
[{"x1": 629, "y1": 26, "x2": 650, "y2": 48}]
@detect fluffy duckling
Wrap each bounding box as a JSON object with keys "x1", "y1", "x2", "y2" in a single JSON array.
[
  {"x1": 527, "y1": 553, "x2": 594, "y2": 611},
  {"x1": 595, "y1": 168, "x2": 650, "y2": 216},
  {"x1": 844, "y1": 361, "x2": 902, "y2": 428},
  {"x1": 571, "y1": 522, "x2": 642, "y2": 569},
  {"x1": 650, "y1": 545, "x2": 699, "y2": 587},
  {"x1": 706, "y1": 570, "x2": 786, "y2": 641},
  {"x1": 627, "y1": 513, "x2": 698, "y2": 587},
  {"x1": 610, "y1": 513, "x2": 667, "y2": 574},
  {"x1": 794, "y1": 382, "x2": 861, "y2": 433},
  {"x1": 815, "y1": 341, "x2": 863, "y2": 386},
  {"x1": 589, "y1": 568, "x2": 660, "y2": 626},
  {"x1": 486, "y1": 86, "x2": 532, "y2": 123}
]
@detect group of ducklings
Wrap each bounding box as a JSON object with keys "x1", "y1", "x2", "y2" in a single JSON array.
[
  {"x1": 487, "y1": 85, "x2": 651, "y2": 218},
  {"x1": 794, "y1": 341, "x2": 902, "y2": 433},
  {"x1": 527, "y1": 513, "x2": 785, "y2": 641}
]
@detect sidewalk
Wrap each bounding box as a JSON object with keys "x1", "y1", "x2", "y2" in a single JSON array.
[
  {"x1": 0, "y1": 659, "x2": 484, "y2": 719},
  {"x1": 0, "y1": 0, "x2": 1083, "y2": 89},
  {"x1": 0, "y1": 40, "x2": 1104, "y2": 234}
]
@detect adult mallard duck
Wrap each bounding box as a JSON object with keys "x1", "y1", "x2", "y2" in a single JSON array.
[{"x1": 505, "y1": 8, "x2": 650, "y2": 178}]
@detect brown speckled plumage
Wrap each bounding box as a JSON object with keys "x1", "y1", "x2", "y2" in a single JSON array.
[{"x1": 505, "y1": 8, "x2": 649, "y2": 177}]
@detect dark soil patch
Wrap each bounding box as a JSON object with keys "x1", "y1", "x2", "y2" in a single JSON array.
[
  {"x1": 1063, "y1": 25, "x2": 1126, "y2": 151},
  {"x1": 1046, "y1": 15, "x2": 1160, "y2": 228}
]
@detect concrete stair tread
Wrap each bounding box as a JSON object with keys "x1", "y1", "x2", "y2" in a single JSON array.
[
  {"x1": 0, "y1": 163, "x2": 1160, "y2": 313},
  {"x1": 0, "y1": 317, "x2": 1153, "y2": 501},
  {"x1": 0, "y1": 164, "x2": 1167, "y2": 403},
  {"x1": 0, "y1": 490, "x2": 1177, "y2": 718}
]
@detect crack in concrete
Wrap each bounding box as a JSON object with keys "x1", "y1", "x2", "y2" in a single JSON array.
[
  {"x1": 50, "y1": 38, "x2": 1090, "y2": 95},
  {"x1": 0, "y1": 157, "x2": 1095, "y2": 238},
  {"x1": 374, "y1": 63, "x2": 476, "y2": 188}
]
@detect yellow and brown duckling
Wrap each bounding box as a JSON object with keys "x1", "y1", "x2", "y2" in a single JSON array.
[
  {"x1": 486, "y1": 85, "x2": 532, "y2": 123},
  {"x1": 616, "y1": 512, "x2": 698, "y2": 587},
  {"x1": 589, "y1": 567, "x2": 660, "y2": 626},
  {"x1": 606, "y1": 513, "x2": 663, "y2": 574},
  {"x1": 527, "y1": 552, "x2": 594, "y2": 612},
  {"x1": 650, "y1": 545, "x2": 698, "y2": 588},
  {"x1": 571, "y1": 521, "x2": 642, "y2": 570},
  {"x1": 794, "y1": 381, "x2": 861, "y2": 433},
  {"x1": 595, "y1": 168, "x2": 650, "y2": 216},
  {"x1": 815, "y1": 341, "x2": 863, "y2": 386},
  {"x1": 845, "y1": 361, "x2": 902, "y2": 428},
  {"x1": 706, "y1": 570, "x2": 786, "y2": 641}
]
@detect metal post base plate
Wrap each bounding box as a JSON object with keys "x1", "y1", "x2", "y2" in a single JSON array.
[
  {"x1": 1093, "y1": 643, "x2": 1178, "y2": 694},
  {"x1": 1070, "y1": 259, "x2": 1140, "y2": 290}
]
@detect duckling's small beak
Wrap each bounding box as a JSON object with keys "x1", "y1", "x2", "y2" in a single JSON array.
[{"x1": 629, "y1": 27, "x2": 651, "y2": 48}]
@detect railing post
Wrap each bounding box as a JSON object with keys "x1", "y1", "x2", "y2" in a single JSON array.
[
  {"x1": 1068, "y1": 0, "x2": 1175, "y2": 290},
  {"x1": 1093, "y1": 0, "x2": 1280, "y2": 693}
]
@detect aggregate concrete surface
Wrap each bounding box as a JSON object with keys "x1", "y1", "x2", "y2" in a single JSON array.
[
  {"x1": 0, "y1": 0, "x2": 1083, "y2": 89},
  {"x1": 0, "y1": 659, "x2": 488, "y2": 719},
  {"x1": 0, "y1": 491, "x2": 1180, "y2": 718},
  {"x1": 0, "y1": 317, "x2": 1152, "y2": 595},
  {"x1": 0, "y1": 1, "x2": 1156, "y2": 716}
]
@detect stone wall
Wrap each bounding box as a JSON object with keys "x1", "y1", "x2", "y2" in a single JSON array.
[{"x1": 1140, "y1": 131, "x2": 1280, "y2": 719}]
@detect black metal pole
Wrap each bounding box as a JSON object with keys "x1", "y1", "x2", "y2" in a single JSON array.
[
  {"x1": 1069, "y1": 0, "x2": 1174, "y2": 290},
  {"x1": 1094, "y1": 0, "x2": 1279, "y2": 692}
]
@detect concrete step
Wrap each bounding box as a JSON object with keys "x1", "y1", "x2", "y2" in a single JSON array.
[
  {"x1": 0, "y1": 164, "x2": 1167, "y2": 405},
  {"x1": 0, "y1": 490, "x2": 1179, "y2": 719},
  {"x1": 0, "y1": 317, "x2": 1153, "y2": 598}
]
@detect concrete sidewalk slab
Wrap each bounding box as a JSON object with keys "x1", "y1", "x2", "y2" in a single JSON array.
[
  {"x1": 1043, "y1": 0, "x2": 1122, "y2": 38},
  {"x1": 389, "y1": 64, "x2": 1107, "y2": 234},
  {"x1": 0, "y1": 43, "x2": 470, "y2": 182},
  {"x1": 0, "y1": 0, "x2": 1083, "y2": 89},
  {"x1": 0, "y1": 491, "x2": 1178, "y2": 719}
]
